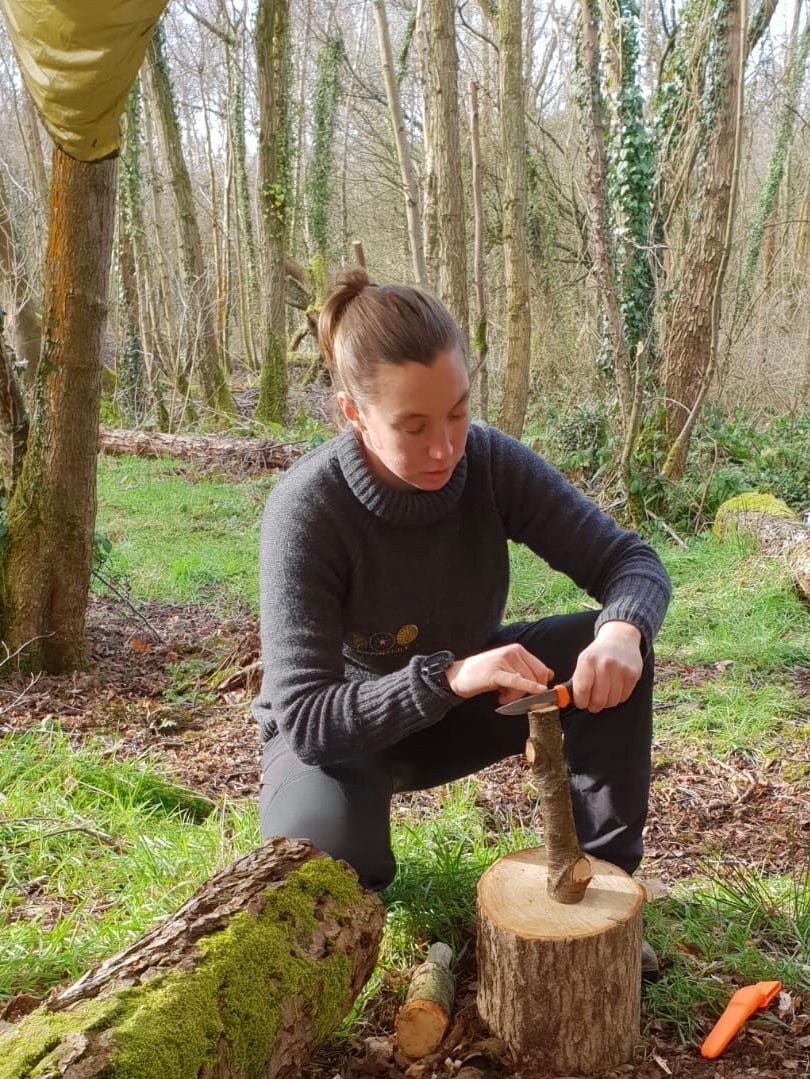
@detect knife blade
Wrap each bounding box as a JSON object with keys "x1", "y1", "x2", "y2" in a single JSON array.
[{"x1": 494, "y1": 679, "x2": 573, "y2": 715}]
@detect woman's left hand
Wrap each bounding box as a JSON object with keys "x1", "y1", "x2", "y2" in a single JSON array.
[{"x1": 571, "y1": 621, "x2": 644, "y2": 713}]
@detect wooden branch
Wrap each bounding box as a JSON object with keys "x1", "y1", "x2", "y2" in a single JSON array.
[
  {"x1": 0, "y1": 838, "x2": 385, "y2": 1078},
  {"x1": 526, "y1": 706, "x2": 592, "y2": 903},
  {"x1": 395, "y1": 942, "x2": 455, "y2": 1058}
]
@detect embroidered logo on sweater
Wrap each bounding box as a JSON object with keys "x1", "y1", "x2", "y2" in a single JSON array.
[{"x1": 348, "y1": 623, "x2": 419, "y2": 655}]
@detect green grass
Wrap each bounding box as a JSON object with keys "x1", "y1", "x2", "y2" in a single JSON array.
[
  {"x1": 95, "y1": 456, "x2": 272, "y2": 608},
  {"x1": 5, "y1": 453, "x2": 805, "y2": 1050},
  {"x1": 643, "y1": 867, "x2": 810, "y2": 1042},
  {"x1": 0, "y1": 730, "x2": 257, "y2": 1000}
]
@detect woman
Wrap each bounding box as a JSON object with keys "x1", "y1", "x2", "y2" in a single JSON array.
[{"x1": 252, "y1": 270, "x2": 670, "y2": 897}]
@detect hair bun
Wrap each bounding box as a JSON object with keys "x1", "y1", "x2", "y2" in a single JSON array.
[{"x1": 318, "y1": 268, "x2": 374, "y2": 372}]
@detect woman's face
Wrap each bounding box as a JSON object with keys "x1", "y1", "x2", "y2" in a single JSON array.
[{"x1": 339, "y1": 347, "x2": 470, "y2": 491}]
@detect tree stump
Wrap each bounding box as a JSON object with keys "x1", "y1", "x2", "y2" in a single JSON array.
[
  {"x1": 0, "y1": 837, "x2": 384, "y2": 1079},
  {"x1": 477, "y1": 848, "x2": 644, "y2": 1076}
]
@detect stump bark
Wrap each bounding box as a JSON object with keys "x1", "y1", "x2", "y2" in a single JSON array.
[
  {"x1": 477, "y1": 848, "x2": 644, "y2": 1076},
  {"x1": 0, "y1": 837, "x2": 384, "y2": 1079}
]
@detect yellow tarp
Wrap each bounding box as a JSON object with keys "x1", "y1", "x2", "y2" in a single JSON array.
[{"x1": 1, "y1": 0, "x2": 169, "y2": 161}]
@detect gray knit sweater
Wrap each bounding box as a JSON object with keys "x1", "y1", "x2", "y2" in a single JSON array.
[{"x1": 252, "y1": 423, "x2": 671, "y2": 765}]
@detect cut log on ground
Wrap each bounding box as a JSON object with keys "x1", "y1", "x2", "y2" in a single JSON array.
[
  {"x1": 98, "y1": 428, "x2": 307, "y2": 473},
  {"x1": 395, "y1": 942, "x2": 455, "y2": 1059},
  {"x1": 714, "y1": 493, "x2": 810, "y2": 600},
  {"x1": 477, "y1": 849, "x2": 644, "y2": 1076},
  {"x1": 0, "y1": 837, "x2": 384, "y2": 1079}
]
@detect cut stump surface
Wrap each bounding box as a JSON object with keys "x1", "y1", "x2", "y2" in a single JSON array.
[{"x1": 477, "y1": 848, "x2": 644, "y2": 1076}]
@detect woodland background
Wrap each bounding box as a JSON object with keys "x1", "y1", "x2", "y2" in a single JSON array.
[
  {"x1": 0, "y1": 2, "x2": 808, "y2": 1076},
  {"x1": 1, "y1": 0, "x2": 809, "y2": 492}
]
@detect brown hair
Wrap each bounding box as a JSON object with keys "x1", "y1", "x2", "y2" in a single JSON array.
[{"x1": 318, "y1": 269, "x2": 465, "y2": 403}]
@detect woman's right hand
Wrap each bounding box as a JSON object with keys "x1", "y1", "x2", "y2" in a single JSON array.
[{"x1": 445, "y1": 644, "x2": 554, "y2": 705}]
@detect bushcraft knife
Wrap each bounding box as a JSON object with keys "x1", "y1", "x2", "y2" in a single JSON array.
[{"x1": 494, "y1": 679, "x2": 574, "y2": 715}]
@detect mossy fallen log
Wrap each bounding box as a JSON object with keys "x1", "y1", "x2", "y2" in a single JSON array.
[
  {"x1": 714, "y1": 493, "x2": 810, "y2": 600},
  {"x1": 0, "y1": 837, "x2": 384, "y2": 1079}
]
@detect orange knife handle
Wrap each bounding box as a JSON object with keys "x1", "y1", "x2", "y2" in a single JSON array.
[
  {"x1": 554, "y1": 679, "x2": 573, "y2": 709},
  {"x1": 700, "y1": 981, "x2": 782, "y2": 1060}
]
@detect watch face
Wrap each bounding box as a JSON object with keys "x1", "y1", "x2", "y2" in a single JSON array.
[{"x1": 424, "y1": 650, "x2": 454, "y2": 676}]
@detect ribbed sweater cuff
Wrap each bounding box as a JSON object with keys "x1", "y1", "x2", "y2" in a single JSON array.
[{"x1": 594, "y1": 574, "x2": 670, "y2": 656}]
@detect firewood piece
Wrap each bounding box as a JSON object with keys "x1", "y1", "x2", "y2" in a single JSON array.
[
  {"x1": 526, "y1": 705, "x2": 592, "y2": 903},
  {"x1": 477, "y1": 849, "x2": 644, "y2": 1075},
  {"x1": 98, "y1": 428, "x2": 306, "y2": 472},
  {"x1": 395, "y1": 942, "x2": 455, "y2": 1059},
  {"x1": 0, "y1": 838, "x2": 384, "y2": 1079}
]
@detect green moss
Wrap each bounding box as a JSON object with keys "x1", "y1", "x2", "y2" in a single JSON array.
[
  {"x1": 112, "y1": 858, "x2": 363, "y2": 1078},
  {"x1": 0, "y1": 859, "x2": 368, "y2": 1079},
  {"x1": 713, "y1": 492, "x2": 796, "y2": 538},
  {"x1": 0, "y1": 996, "x2": 121, "y2": 1079},
  {"x1": 1, "y1": 860, "x2": 366, "y2": 1079}
]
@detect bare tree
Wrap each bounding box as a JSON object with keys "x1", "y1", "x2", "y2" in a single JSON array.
[
  {"x1": 0, "y1": 163, "x2": 41, "y2": 380},
  {"x1": 2, "y1": 149, "x2": 117, "y2": 671},
  {"x1": 256, "y1": 0, "x2": 290, "y2": 424},
  {"x1": 372, "y1": 0, "x2": 428, "y2": 287},
  {"x1": 660, "y1": 0, "x2": 746, "y2": 478},
  {"x1": 145, "y1": 23, "x2": 235, "y2": 422},
  {"x1": 496, "y1": 0, "x2": 532, "y2": 438},
  {"x1": 428, "y1": 0, "x2": 469, "y2": 343}
]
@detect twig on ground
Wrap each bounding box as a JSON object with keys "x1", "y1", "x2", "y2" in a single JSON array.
[{"x1": 92, "y1": 569, "x2": 164, "y2": 643}]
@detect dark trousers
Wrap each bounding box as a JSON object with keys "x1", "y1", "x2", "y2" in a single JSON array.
[{"x1": 259, "y1": 612, "x2": 653, "y2": 890}]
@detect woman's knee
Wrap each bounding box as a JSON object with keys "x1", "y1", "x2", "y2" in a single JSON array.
[{"x1": 259, "y1": 751, "x2": 396, "y2": 891}]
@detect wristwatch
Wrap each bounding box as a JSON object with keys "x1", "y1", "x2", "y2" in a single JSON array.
[{"x1": 420, "y1": 650, "x2": 456, "y2": 691}]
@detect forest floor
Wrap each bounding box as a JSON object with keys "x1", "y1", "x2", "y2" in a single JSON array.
[{"x1": 2, "y1": 592, "x2": 808, "y2": 1079}]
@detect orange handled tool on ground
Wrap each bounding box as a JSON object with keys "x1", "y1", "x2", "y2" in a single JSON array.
[{"x1": 700, "y1": 980, "x2": 782, "y2": 1059}]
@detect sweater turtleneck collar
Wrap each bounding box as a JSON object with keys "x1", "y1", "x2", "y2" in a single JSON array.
[{"x1": 335, "y1": 428, "x2": 468, "y2": 526}]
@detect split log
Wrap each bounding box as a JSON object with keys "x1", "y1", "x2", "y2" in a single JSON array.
[
  {"x1": 98, "y1": 428, "x2": 307, "y2": 472},
  {"x1": 477, "y1": 703, "x2": 642, "y2": 1075},
  {"x1": 477, "y1": 849, "x2": 644, "y2": 1076},
  {"x1": 714, "y1": 493, "x2": 810, "y2": 600},
  {"x1": 0, "y1": 837, "x2": 384, "y2": 1079},
  {"x1": 395, "y1": 942, "x2": 454, "y2": 1058}
]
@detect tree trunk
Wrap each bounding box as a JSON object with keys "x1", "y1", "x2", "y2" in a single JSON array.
[
  {"x1": 0, "y1": 838, "x2": 384, "y2": 1079},
  {"x1": 98, "y1": 427, "x2": 306, "y2": 471},
  {"x1": 228, "y1": 22, "x2": 261, "y2": 373},
  {"x1": 1, "y1": 148, "x2": 116, "y2": 674},
  {"x1": 428, "y1": 0, "x2": 469, "y2": 345},
  {"x1": 0, "y1": 316, "x2": 29, "y2": 491},
  {"x1": 145, "y1": 23, "x2": 234, "y2": 422},
  {"x1": 660, "y1": 0, "x2": 745, "y2": 478},
  {"x1": 256, "y1": 0, "x2": 291, "y2": 425},
  {"x1": 577, "y1": 0, "x2": 633, "y2": 429},
  {"x1": 19, "y1": 84, "x2": 49, "y2": 243},
  {"x1": 0, "y1": 166, "x2": 42, "y2": 382},
  {"x1": 496, "y1": 0, "x2": 531, "y2": 438},
  {"x1": 373, "y1": 0, "x2": 428, "y2": 288},
  {"x1": 416, "y1": 0, "x2": 439, "y2": 290},
  {"x1": 468, "y1": 81, "x2": 489, "y2": 421},
  {"x1": 736, "y1": 5, "x2": 810, "y2": 322},
  {"x1": 118, "y1": 86, "x2": 149, "y2": 425}
]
